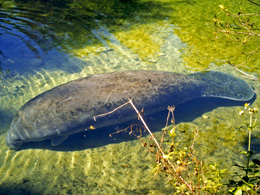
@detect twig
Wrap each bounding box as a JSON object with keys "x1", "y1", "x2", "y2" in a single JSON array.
[
  {"x1": 160, "y1": 106, "x2": 175, "y2": 146},
  {"x1": 93, "y1": 101, "x2": 130, "y2": 121},
  {"x1": 93, "y1": 98, "x2": 194, "y2": 193},
  {"x1": 109, "y1": 124, "x2": 146, "y2": 138},
  {"x1": 105, "y1": 90, "x2": 116, "y2": 103},
  {"x1": 228, "y1": 60, "x2": 260, "y2": 81},
  {"x1": 217, "y1": 30, "x2": 260, "y2": 37},
  {"x1": 128, "y1": 98, "x2": 194, "y2": 193},
  {"x1": 247, "y1": 0, "x2": 260, "y2": 7},
  {"x1": 128, "y1": 99, "x2": 164, "y2": 154},
  {"x1": 190, "y1": 129, "x2": 199, "y2": 150},
  {"x1": 166, "y1": 106, "x2": 176, "y2": 127}
]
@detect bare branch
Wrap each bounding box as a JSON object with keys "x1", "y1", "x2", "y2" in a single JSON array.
[
  {"x1": 247, "y1": 0, "x2": 260, "y2": 7},
  {"x1": 94, "y1": 98, "x2": 195, "y2": 193},
  {"x1": 228, "y1": 60, "x2": 260, "y2": 81},
  {"x1": 93, "y1": 101, "x2": 130, "y2": 121}
]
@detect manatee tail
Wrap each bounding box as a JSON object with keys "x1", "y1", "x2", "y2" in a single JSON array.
[{"x1": 189, "y1": 71, "x2": 255, "y2": 101}]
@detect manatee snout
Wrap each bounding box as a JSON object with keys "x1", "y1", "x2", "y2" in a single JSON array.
[{"x1": 6, "y1": 130, "x2": 23, "y2": 149}]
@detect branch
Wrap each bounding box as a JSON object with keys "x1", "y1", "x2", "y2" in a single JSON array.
[
  {"x1": 93, "y1": 101, "x2": 130, "y2": 121},
  {"x1": 247, "y1": 0, "x2": 260, "y2": 7},
  {"x1": 128, "y1": 98, "x2": 194, "y2": 193},
  {"x1": 217, "y1": 30, "x2": 260, "y2": 37},
  {"x1": 228, "y1": 60, "x2": 260, "y2": 81},
  {"x1": 94, "y1": 98, "x2": 195, "y2": 193}
]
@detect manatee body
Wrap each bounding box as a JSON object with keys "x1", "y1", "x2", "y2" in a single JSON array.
[{"x1": 6, "y1": 70, "x2": 254, "y2": 149}]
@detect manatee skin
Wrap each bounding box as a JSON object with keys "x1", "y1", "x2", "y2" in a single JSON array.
[{"x1": 6, "y1": 70, "x2": 254, "y2": 149}]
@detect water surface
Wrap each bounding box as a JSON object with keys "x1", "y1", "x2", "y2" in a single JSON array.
[{"x1": 0, "y1": 0, "x2": 259, "y2": 194}]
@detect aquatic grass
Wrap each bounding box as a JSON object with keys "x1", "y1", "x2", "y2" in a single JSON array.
[{"x1": 141, "y1": 103, "x2": 260, "y2": 194}]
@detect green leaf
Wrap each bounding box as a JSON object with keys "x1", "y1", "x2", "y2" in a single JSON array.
[
  {"x1": 240, "y1": 151, "x2": 248, "y2": 155},
  {"x1": 234, "y1": 189, "x2": 242, "y2": 195}
]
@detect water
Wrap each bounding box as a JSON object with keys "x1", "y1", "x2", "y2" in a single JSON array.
[{"x1": 0, "y1": 0, "x2": 259, "y2": 194}]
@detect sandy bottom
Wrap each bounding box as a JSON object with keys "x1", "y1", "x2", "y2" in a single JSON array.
[{"x1": 0, "y1": 134, "x2": 174, "y2": 195}]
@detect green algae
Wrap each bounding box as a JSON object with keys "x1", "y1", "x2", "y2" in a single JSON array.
[
  {"x1": 70, "y1": 0, "x2": 259, "y2": 73},
  {"x1": 167, "y1": 0, "x2": 260, "y2": 72},
  {"x1": 113, "y1": 23, "x2": 164, "y2": 60}
]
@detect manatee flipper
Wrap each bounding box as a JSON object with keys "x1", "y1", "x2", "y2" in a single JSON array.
[
  {"x1": 189, "y1": 71, "x2": 255, "y2": 101},
  {"x1": 51, "y1": 135, "x2": 68, "y2": 146}
]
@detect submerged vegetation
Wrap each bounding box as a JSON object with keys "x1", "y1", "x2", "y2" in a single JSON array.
[
  {"x1": 171, "y1": 0, "x2": 259, "y2": 72},
  {"x1": 229, "y1": 103, "x2": 260, "y2": 194},
  {"x1": 213, "y1": 1, "x2": 260, "y2": 73},
  {"x1": 114, "y1": 100, "x2": 259, "y2": 194}
]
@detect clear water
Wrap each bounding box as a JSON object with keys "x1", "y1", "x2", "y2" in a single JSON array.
[{"x1": 0, "y1": 0, "x2": 259, "y2": 194}]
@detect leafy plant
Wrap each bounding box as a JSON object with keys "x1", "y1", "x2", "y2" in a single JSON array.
[
  {"x1": 229, "y1": 103, "x2": 260, "y2": 194},
  {"x1": 106, "y1": 101, "x2": 227, "y2": 194},
  {"x1": 101, "y1": 99, "x2": 259, "y2": 194}
]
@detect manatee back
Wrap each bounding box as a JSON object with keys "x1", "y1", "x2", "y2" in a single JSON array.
[
  {"x1": 6, "y1": 70, "x2": 203, "y2": 149},
  {"x1": 189, "y1": 71, "x2": 254, "y2": 101}
]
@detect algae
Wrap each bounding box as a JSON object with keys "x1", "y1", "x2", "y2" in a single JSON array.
[{"x1": 168, "y1": 0, "x2": 260, "y2": 72}]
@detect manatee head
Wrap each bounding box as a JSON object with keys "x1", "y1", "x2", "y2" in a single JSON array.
[
  {"x1": 6, "y1": 112, "x2": 27, "y2": 149},
  {"x1": 6, "y1": 128, "x2": 23, "y2": 149}
]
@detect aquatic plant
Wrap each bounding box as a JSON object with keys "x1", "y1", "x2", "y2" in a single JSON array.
[
  {"x1": 147, "y1": 106, "x2": 227, "y2": 194},
  {"x1": 229, "y1": 103, "x2": 260, "y2": 194},
  {"x1": 98, "y1": 98, "x2": 260, "y2": 194},
  {"x1": 104, "y1": 99, "x2": 227, "y2": 194},
  {"x1": 213, "y1": 1, "x2": 260, "y2": 73}
]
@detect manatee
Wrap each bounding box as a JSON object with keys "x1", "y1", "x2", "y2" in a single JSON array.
[{"x1": 6, "y1": 70, "x2": 254, "y2": 149}]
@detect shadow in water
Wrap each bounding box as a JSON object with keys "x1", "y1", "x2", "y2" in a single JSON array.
[
  {"x1": 0, "y1": 110, "x2": 13, "y2": 134},
  {"x1": 0, "y1": 186, "x2": 39, "y2": 195},
  {"x1": 250, "y1": 137, "x2": 260, "y2": 153},
  {"x1": 16, "y1": 95, "x2": 257, "y2": 151}
]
